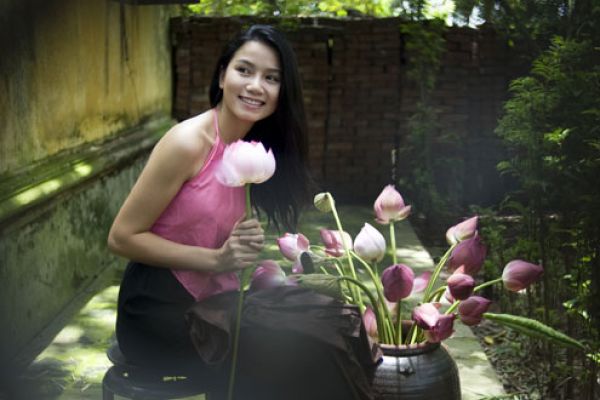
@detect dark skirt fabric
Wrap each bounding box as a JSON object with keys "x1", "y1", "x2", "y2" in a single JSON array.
[{"x1": 116, "y1": 262, "x2": 379, "y2": 400}]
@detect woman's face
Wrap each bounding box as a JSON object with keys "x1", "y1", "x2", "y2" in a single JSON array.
[{"x1": 220, "y1": 40, "x2": 281, "y2": 124}]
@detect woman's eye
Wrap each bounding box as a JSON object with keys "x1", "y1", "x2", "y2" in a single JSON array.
[
  {"x1": 236, "y1": 66, "x2": 251, "y2": 75},
  {"x1": 267, "y1": 75, "x2": 281, "y2": 83}
]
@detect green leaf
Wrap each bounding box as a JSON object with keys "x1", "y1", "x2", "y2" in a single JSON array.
[{"x1": 483, "y1": 313, "x2": 585, "y2": 350}]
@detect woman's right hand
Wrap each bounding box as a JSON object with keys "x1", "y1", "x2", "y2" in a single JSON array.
[{"x1": 216, "y1": 217, "x2": 265, "y2": 272}]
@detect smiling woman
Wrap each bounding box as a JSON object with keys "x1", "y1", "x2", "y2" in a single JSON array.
[{"x1": 107, "y1": 25, "x2": 374, "y2": 400}]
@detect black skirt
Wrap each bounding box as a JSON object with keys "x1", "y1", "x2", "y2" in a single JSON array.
[{"x1": 116, "y1": 261, "x2": 378, "y2": 400}]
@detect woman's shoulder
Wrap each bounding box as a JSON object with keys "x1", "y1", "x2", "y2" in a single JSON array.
[{"x1": 152, "y1": 111, "x2": 216, "y2": 178}]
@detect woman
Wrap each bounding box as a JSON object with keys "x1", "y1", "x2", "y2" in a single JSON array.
[{"x1": 108, "y1": 25, "x2": 372, "y2": 400}]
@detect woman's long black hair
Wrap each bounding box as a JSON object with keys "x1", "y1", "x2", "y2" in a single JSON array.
[{"x1": 209, "y1": 24, "x2": 312, "y2": 232}]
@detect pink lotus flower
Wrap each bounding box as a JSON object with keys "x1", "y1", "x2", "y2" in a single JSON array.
[
  {"x1": 363, "y1": 306, "x2": 378, "y2": 340},
  {"x1": 250, "y1": 260, "x2": 286, "y2": 291},
  {"x1": 277, "y1": 233, "x2": 310, "y2": 261},
  {"x1": 447, "y1": 233, "x2": 487, "y2": 275},
  {"x1": 381, "y1": 264, "x2": 414, "y2": 302},
  {"x1": 320, "y1": 229, "x2": 353, "y2": 257},
  {"x1": 354, "y1": 223, "x2": 386, "y2": 262},
  {"x1": 411, "y1": 271, "x2": 432, "y2": 295},
  {"x1": 374, "y1": 185, "x2": 411, "y2": 224},
  {"x1": 446, "y1": 216, "x2": 479, "y2": 245},
  {"x1": 216, "y1": 140, "x2": 276, "y2": 187},
  {"x1": 502, "y1": 260, "x2": 544, "y2": 292},
  {"x1": 447, "y1": 272, "x2": 475, "y2": 300},
  {"x1": 458, "y1": 296, "x2": 492, "y2": 326}
]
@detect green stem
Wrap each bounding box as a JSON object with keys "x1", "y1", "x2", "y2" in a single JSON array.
[
  {"x1": 445, "y1": 300, "x2": 460, "y2": 315},
  {"x1": 395, "y1": 300, "x2": 402, "y2": 345},
  {"x1": 245, "y1": 184, "x2": 252, "y2": 217},
  {"x1": 390, "y1": 221, "x2": 397, "y2": 264},
  {"x1": 328, "y1": 194, "x2": 363, "y2": 308},
  {"x1": 227, "y1": 269, "x2": 252, "y2": 400},
  {"x1": 474, "y1": 277, "x2": 503, "y2": 292},
  {"x1": 351, "y1": 251, "x2": 395, "y2": 343},
  {"x1": 337, "y1": 276, "x2": 389, "y2": 344},
  {"x1": 227, "y1": 183, "x2": 253, "y2": 400},
  {"x1": 423, "y1": 243, "x2": 457, "y2": 302}
]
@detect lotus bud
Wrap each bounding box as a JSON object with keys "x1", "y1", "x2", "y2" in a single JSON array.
[
  {"x1": 277, "y1": 233, "x2": 310, "y2": 261},
  {"x1": 250, "y1": 260, "x2": 286, "y2": 291},
  {"x1": 320, "y1": 229, "x2": 353, "y2": 258},
  {"x1": 447, "y1": 233, "x2": 487, "y2": 275},
  {"x1": 374, "y1": 185, "x2": 411, "y2": 224},
  {"x1": 502, "y1": 260, "x2": 544, "y2": 292},
  {"x1": 381, "y1": 264, "x2": 415, "y2": 302},
  {"x1": 313, "y1": 192, "x2": 333, "y2": 213},
  {"x1": 446, "y1": 216, "x2": 479, "y2": 245},
  {"x1": 354, "y1": 223, "x2": 386, "y2": 262},
  {"x1": 458, "y1": 296, "x2": 492, "y2": 326},
  {"x1": 447, "y1": 272, "x2": 475, "y2": 300}
]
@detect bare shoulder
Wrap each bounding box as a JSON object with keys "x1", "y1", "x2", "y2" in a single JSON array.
[{"x1": 151, "y1": 112, "x2": 216, "y2": 179}]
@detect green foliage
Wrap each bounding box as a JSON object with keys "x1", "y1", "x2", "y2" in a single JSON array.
[{"x1": 185, "y1": 0, "x2": 454, "y2": 18}]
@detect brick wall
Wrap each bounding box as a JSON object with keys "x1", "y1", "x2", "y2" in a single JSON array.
[{"x1": 171, "y1": 17, "x2": 525, "y2": 206}]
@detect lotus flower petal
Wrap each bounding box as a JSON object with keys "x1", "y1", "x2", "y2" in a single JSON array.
[
  {"x1": 320, "y1": 229, "x2": 353, "y2": 258},
  {"x1": 411, "y1": 271, "x2": 432, "y2": 294},
  {"x1": 447, "y1": 233, "x2": 487, "y2": 276},
  {"x1": 217, "y1": 140, "x2": 276, "y2": 187},
  {"x1": 446, "y1": 216, "x2": 479, "y2": 245},
  {"x1": 425, "y1": 313, "x2": 456, "y2": 343},
  {"x1": 277, "y1": 233, "x2": 310, "y2": 261},
  {"x1": 412, "y1": 302, "x2": 442, "y2": 330},
  {"x1": 363, "y1": 306, "x2": 378, "y2": 340},
  {"x1": 250, "y1": 260, "x2": 286, "y2": 291}
]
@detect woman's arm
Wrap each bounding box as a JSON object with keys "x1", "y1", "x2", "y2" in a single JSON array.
[{"x1": 107, "y1": 120, "x2": 264, "y2": 273}]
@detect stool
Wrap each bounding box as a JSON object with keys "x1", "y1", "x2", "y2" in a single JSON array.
[{"x1": 102, "y1": 342, "x2": 212, "y2": 400}]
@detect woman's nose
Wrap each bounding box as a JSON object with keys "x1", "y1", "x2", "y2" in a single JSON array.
[{"x1": 246, "y1": 76, "x2": 264, "y2": 94}]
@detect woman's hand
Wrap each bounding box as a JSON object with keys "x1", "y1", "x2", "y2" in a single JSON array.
[{"x1": 217, "y1": 217, "x2": 265, "y2": 272}]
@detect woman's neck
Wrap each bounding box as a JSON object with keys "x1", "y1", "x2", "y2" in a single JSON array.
[{"x1": 215, "y1": 105, "x2": 254, "y2": 144}]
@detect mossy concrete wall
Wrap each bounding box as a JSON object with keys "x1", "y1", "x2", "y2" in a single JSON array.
[
  {"x1": 0, "y1": 0, "x2": 178, "y2": 374},
  {"x1": 0, "y1": 0, "x2": 174, "y2": 173}
]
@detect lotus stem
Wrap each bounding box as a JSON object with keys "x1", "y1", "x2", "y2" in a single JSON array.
[{"x1": 423, "y1": 243, "x2": 457, "y2": 302}]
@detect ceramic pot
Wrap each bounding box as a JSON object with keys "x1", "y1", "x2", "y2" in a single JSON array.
[{"x1": 371, "y1": 343, "x2": 461, "y2": 400}]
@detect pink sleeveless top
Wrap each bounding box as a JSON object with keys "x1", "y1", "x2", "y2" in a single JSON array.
[{"x1": 150, "y1": 110, "x2": 245, "y2": 301}]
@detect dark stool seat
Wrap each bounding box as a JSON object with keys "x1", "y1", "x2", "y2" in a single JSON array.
[{"x1": 102, "y1": 342, "x2": 212, "y2": 400}]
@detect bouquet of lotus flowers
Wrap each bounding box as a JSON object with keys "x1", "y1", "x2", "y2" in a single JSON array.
[{"x1": 261, "y1": 186, "x2": 585, "y2": 351}]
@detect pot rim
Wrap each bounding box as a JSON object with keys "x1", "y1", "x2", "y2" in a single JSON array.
[{"x1": 378, "y1": 342, "x2": 441, "y2": 357}]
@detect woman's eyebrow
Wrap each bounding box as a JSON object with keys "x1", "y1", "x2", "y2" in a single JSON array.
[{"x1": 235, "y1": 58, "x2": 281, "y2": 73}]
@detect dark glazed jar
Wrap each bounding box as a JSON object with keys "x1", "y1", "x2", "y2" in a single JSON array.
[{"x1": 371, "y1": 343, "x2": 461, "y2": 400}]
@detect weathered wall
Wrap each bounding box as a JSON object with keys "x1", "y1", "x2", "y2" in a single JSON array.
[
  {"x1": 0, "y1": 0, "x2": 178, "y2": 373},
  {"x1": 172, "y1": 17, "x2": 526, "y2": 206},
  {"x1": 0, "y1": 0, "x2": 174, "y2": 173}
]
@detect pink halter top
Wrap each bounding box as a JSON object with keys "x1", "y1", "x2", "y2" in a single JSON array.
[{"x1": 150, "y1": 110, "x2": 245, "y2": 301}]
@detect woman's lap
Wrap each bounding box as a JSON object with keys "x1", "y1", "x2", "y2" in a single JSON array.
[{"x1": 116, "y1": 262, "x2": 373, "y2": 400}]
